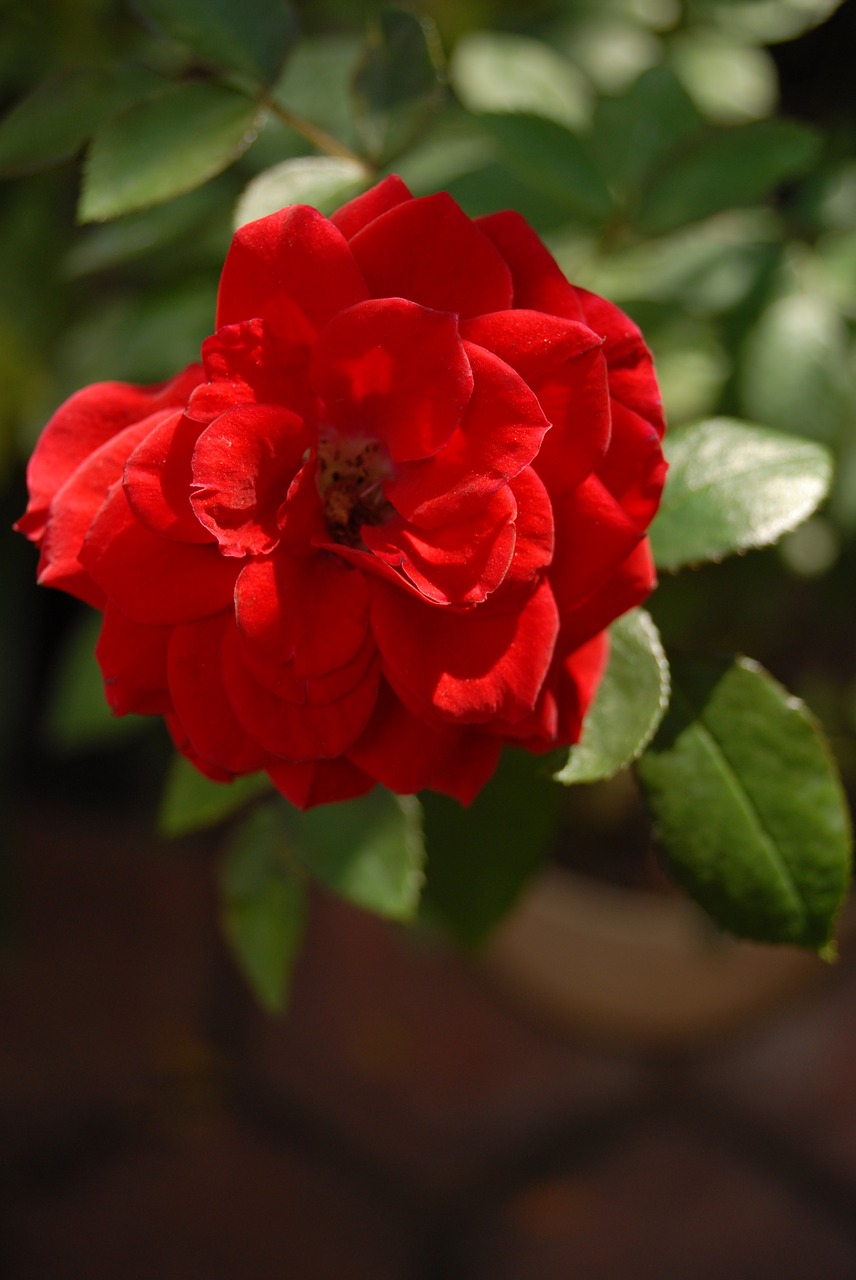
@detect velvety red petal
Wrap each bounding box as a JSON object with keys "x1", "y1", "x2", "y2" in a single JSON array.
[
  {"x1": 420, "y1": 731, "x2": 504, "y2": 804},
  {"x1": 477, "y1": 211, "x2": 584, "y2": 319},
  {"x1": 532, "y1": 345, "x2": 612, "y2": 499},
  {"x1": 238, "y1": 633, "x2": 377, "y2": 712},
  {"x1": 96, "y1": 603, "x2": 172, "y2": 717},
  {"x1": 165, "y1": 712, "x2": 235, "y2": 783},
  {"x1": 557, "y1": 540, "x2": 657, "y2": 653},
  {"x1": 216, "y1": 204, "x2": 368, "y2": 336},
  {"x1": 330, "y1": 174, "x2": 413, "y2": 240},
  {"x1": 311, "y1": 298, "x2": 473, "y2": 462},
  {"x1": 17, "y1": 366, "x2": 203, "y2": 541},
  {"x1": 221, "y1": 620, "x2": 380, "y2": 761},
  {"x1": 80, "y1": 483, "x2": 238, "y2": 625},
  {"x1": 167, "y1": 613, "x2": 272, "y2": 774},
  {"x1": 385, "y1": 342, "x2": 550, "y2": 528},
  {"x1": 574, "y1": 287, "x2": 666, "y2": 436},
  {"x1": 549, "y1": 475, "x2": 645, "y2": 614},
  {"x1": 369, "y1": 574, "x2": 559, "y2": 726},
  {"x1": 349, "y1": 192, "x2": 513, "y2": 319},
  {"x1": 460, "y1": 310, "x2": 602, "y2": 387},
  {"x1": 362, "y1": 483, "x2": 517, "y2": 605},
  {"x1": 124, "y1": 410, "x2": 213, "y2": 543},
  {"x1": 195, "y1": 318, "x2": 316, "y2": 423},
  {"x1": 190, "y1": 405, "x2": 307, "y2": 556},
  {"x1": 37, "y1": 417, "x2": 161, "y2": 607},
  {"x1": 234, "y1": 551, "x2": 371, "y2": 678},
  {"x1": 597, "y1": 401, "x2": 668, "y2": 528},
  {"x1": 347, "y1": 682, "x2": 467, "y2": 794},
  {"x1": 504, "y1": 466, "x2": 554, "y2": 587},
  {"x1": 267, "y1": 757, "x2": 375, "y2": 810}
]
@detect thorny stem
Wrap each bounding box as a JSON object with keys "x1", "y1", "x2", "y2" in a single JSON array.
[{"x1": 261, "y1": 94, "x2": 375, "y2": 173}]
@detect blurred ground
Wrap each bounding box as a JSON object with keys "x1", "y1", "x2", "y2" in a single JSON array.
[{"x1": 3, "y1": 803, "x2": 856, "y2": 1279}]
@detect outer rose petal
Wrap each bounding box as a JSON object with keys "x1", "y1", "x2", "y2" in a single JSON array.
[
  {"x1": 386, "y1": 342, "x2": 550, "y2": 528},
  {"x1": 80, "y1": 483, "x2": 238, "y2": 625},
  {"x1": 167, "y1": 613, "x2": 272, "y2": 774},
  {"x1": 477, "y1": 211, "x2": 585, "y2": 319},
  {"x1": 503, "y1": 466, "x2": 554, "y2": 587},
  {"x1": 574, "y1": 286, "x2": 665, "y2": 436},
  {"x1": 330, "y1": 174, "x2": 413, "y2": 240},
  {"x1": 557, "y1": 540, "x2": 657, "y2": 653},
  {"x1": 216, "y1": 204, "x2": 368, "y2": 335},
  {"x1": 17, "y1": 365, "x2": 203, "y2": 540},
  {"x1": 597, "y1": 401, "x2": 668, "y2": 528},
  {"x1": 311, "y1": 299, "x2": 473, "y2": 462},
  {"x1": 347, "y1": 682, "x2": 474, "y2": 794},
  {"x1": 421, "y1": 730, "x2": 504, "y2": 805},
  {"x1": 549, "y1": 475, "x2": 645, "y2": 610},
  {"x1": 165, "y1": 712, "x2": 235, "y2": 783},
  {"x1": 36, "y1": 416, "x2": 161, "y2": 608},
  {"x1": 124, "y1": 410, "x2": 213, "y2": 543},
  {"x1": 190, "y1": 404, "x2": 307, "y2": 556},
  {"x1": 96, "y1": 604, "x2": 172, "y2": 717},
  {"x1": 349, "y1": 192, "x2": 514, "y2": 319},
  {"x1": 460, "y1": 310, "x2": 602, "y2": 387},
  {"x1": 267, "y1": 757, "x2": 375, "y2": 810},
  {"x1": 369, "y1": 574, "x2": 559, "y2": 726},
  {"x1": 532, "y1": 345, "x2": 612, "y2": 499}
]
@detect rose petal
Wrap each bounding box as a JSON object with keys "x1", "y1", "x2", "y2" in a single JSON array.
[
  {"x1": 267, "y1": 757, "x2": 375, "y2": 810},
  {"x1": 369, "y1": 574, "x2": 559, "y2": 726},
  {"x1": 216, "y1": 204, "x2": 368, "y2": 336},
  {"x1": 385, "y1": 342, "x2": 549, "y2": 528},
  {"x1": 557, "y1": 540, "x2": 656, "y2": 653},
  {"x1": 190, "y1": 405, "x2": 307, "y2": 556},
  {"x1": 504, "y1": 466, "x2": 554, "y2": 587},
  {"x1": 311, "y1": 298, "x2": 473, "y2": 462},
  {"x1": 420, "y1": 731, "x2": 503, "y2": 804},
  {"x1": 80, "y1": 483, "x2": 238, "y2": 625},
  {"x1": 347, "y1": 682, "x2": 468, "y2": 794},
  {"x1": 460, "y1": 310, "x2": 602, "y2": 386},
  {"x1": 168, "y1": 613, "x2": 272, "y2": 774},
  {"x1": 193, "y1": 317, "x2": 316, "y2": 423},
  {"x1": 124, "y1": 410, "x2": 213, "y2": 543},
  {"x1": 330, "y1": 174, "x2": 413, "y2": 240},
  {"x1": 349, "y1": 192, "x2": 513, "y2": 318},
  {"x1": 221, "y1": 620, "x2": 380, "y2": 761},
  {"x1": 17, "y1": 365, "x2": 203, "y2": 540},
  {"x1": 532, "y1": 345, "x2": 612, "y2": 498},
  {"x1": 362, "y1": 483, "x2": 517, "y2": 605},
  {"x1": 574, "y1": 286, "x2": 665, "y2": 435},
  {"x1": 477, "y1": 211, "x2": 584, "y2": 319},
  {"x1": 96, "y1": 603, "x2": 172, "y2": 716},
  {"x1": 165, "y1": 712, "x2": 235, "y2": 783},
  {"x1": 597, "y1": 401, "x2": 668, "y2": 528}
]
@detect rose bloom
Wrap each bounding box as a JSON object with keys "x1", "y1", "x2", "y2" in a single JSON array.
[{"x1": 17, "y1": 177, "x2": 666, "y2": 809}]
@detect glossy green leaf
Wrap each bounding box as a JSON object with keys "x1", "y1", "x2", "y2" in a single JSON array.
[
  {"x1": 133, "y1": 0, "x2": 298, "y2": 86},
  {"x1": 479, "y1": 113, "x2": 614, "y2": 222},
  {"x1": 272, "y1": 35, "x2": 363, "y2": 151},
  {"x1": 420, "y1": 749, "x2": 563, "y2": 947},
  {"x1": 235, "y1": 155, "x2": 367, "y2": 228},
  {"x1": 160, "y1": 756, "x2": 272, "y2": 837},
  {"x1": 556, "y1": 609, "x2": 670, "y2": 785},
  {"x1": 43, "y1": 607, "x2": 148, "y2": 750},
  {"x1": 0, "y1": 65, "x2": 164, "y2": 176},
  {"x1": 635, "y1": 119, "x2": 820, "y2": 235},
  {"x1": 286, "y1": 790, "x2": 424, "y2": 921},
  {"x1": 636, "y1": 654, "x2": 852, "y2": 950},
  {"x1": 219, "y1": 803, "x2": 307, "y2": 1011},
  {"x1": 740, "y1": 289, "x2": 856, "y2": 446},
  {"x1": 450, "y1": 32, "x2": 590, "y2": 130},
  {"x1": 591, "y1": 66, "x2": 702, "y2": 200},
  {"x1": 351, "y1": 8, "x2": 445, "y2": 164},
  {"x1": 79, "y1": 82, "x2": 263, "y2": 222},
  {"x1": 650, "y1": 418, "x2": 833, "y2": 571}
]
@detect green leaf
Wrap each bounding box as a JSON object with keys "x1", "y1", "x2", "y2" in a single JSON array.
[
  {"x1": 272, "y1": 35, "x2": 363, "y2": 151},
  {"x1": 669, "y1": 34, "x2": 778, "y2": 124},
  {"x1": 635, "y1": 119, "x2": 821, "y2": 235},
  {"x1": 0, "y1": 65, "x2": 165, "y2": 176},
  {"x1": 556, "y1": 609, "x2": 670, "y2": 785},
  {"x1": 42, "y1": 607, "x2": 149, "y2": 750},
  {"x1": 65, "y1": 184, "x2": 222, "y2": 276},
  {"x1": 450, "y1": 32, "x2": 590, "y2": 130},
  {"x1": 219, "y1": 804, "x2": 307, "y2": 1011},
  {"x1": 159, "y1": 755, "x2": 272, "y2": 837},
  {"x1": 133, "y1": 0, "x2": 298, "y2": 86},
  {"x1": 286, "y1": 790, "x2": 424, "y2": 921},
  {"x1": 636, "y1": 653, "x2": 852, "y2": 950},
  {"x1": 235, "y1": 155, "x2": 367, "y2": 228},
  {"x1": 650, "y1": 418, "x2": 833, "y2": 571},
  {"x1": 478, "y1": 113, "x2": 615, "y2": 223},
  {"x1": 351, "y1": 8, "x2": 445, "y2": 164},
  {"x1": 740, "y1": 289, "x2": 856, "y2": 446},
  {"x1": 591, "y1": 66, "x2": 702, "y2": 201},
  {"x1": 79, "y1": 82, "x2": 263, "y2": 222},
  {"x1": 420, "y1": 749, "x2": 563, "y2": 947}
]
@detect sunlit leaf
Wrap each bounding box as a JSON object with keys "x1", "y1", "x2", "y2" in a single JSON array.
[
  {"x1": 637, "y1": 653, "x2": 852, "y2": 950},
  {"x1": 235, "y1": 155, "x2": 367, "y2": 228},
  {"x1": 450, "y1": 32, "x2": 590, "y2": 129},
  {"x1": 556, "y1": 609, "x2": 670, "y2": 785}
]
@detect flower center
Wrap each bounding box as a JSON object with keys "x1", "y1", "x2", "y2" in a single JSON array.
[{"x1": 316, "y1": 432, "x2": 393, "y2": 546}]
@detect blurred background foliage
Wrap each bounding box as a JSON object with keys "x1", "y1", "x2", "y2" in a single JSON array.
[{"x1": 1, "y1": 0, "x2": 855, "y2": 908}]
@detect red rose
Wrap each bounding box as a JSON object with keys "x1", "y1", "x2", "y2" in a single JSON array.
[{"x1": 17, "y1": 177, "x2": 666, "y2": 809}]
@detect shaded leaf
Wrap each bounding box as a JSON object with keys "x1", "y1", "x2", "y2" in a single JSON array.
[
  {"x1": 272, "y1": 35, "x2": 363, "y2": 151},
  {"x1": 635, "y1": 119, "x2": 820, "y2": 235},
  {"x1": 235, "y1": 155, "x2": 367, "y2": 228},
  {"x1": 479, "y1": 112, "x2": 614, "y2": 223},
  {"x1": 219, "y1": 803, "x2": 306, "y2": 1011},
  {"x1": 650, "y1": 418, "x2": 833, "y2": 570},
  {"x1": 43, "y1": 607, "x2": 148, "y2": 750},
  {"x1": 636, "y1": 653, "x2": 852, "y2": 950},
  {"x1": 66, "y1": 184, "x2": 223, "y2": 276},
  {"x1": 556, "y1": 609, "x2": 670, "y2": 785},
  {"x1": 133, "y1": 0, "x2": 298, "y2": 87},
  {"x1": 352, "y1": 8, "x2": 445, "y2": 164},
  {"x1": 420, "y1": 749, "x2": 563, "y2": 947},
  {"x1": 286, "y1": 790, "x2": 424, "y2": 921},
  {"x1": 79, "y1": 82, "x2": 263, "y2": 221},
  {"x1": 591, "y1": 66, "x2": 702, "y2": 201},
  {"x1": 450, "y1": 32, "x2": 590, "y2": 130},
  {"x1": 159, "y1": 754, "x2": 272, "y2": 837}
]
